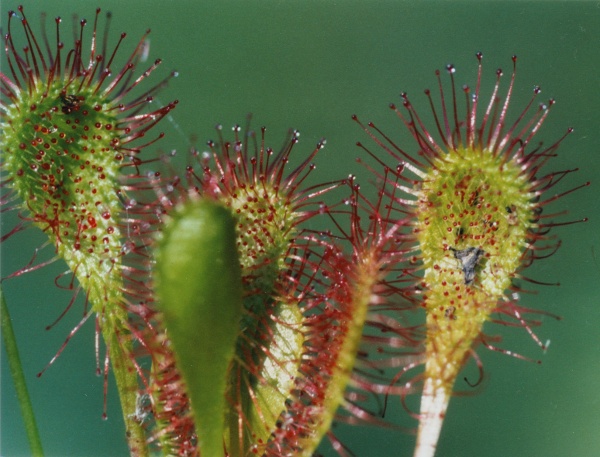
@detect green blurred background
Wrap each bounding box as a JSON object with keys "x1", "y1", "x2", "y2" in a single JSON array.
[{"x1": 1, "y1": 1, "x2": 599, "y2": 456}]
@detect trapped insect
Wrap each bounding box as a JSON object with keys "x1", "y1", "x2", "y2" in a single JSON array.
[
  {"x1": 60, "y1": 94, "x2": 85, "y2": 114},
  {"x1": 451, "y1": 247, "x2": 485, "y2": 285}
]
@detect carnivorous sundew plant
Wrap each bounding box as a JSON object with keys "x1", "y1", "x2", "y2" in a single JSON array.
[
  {"x1": 1, "y1": 6, "x2": 177, "y2": 455},
  {"x1": 1, "y1": 5, "x2": 587, "y2": 457},
  {"x1": 128, "y1": 124, "x2": 423, "y2": 456},
  {"x1": 354, "y1": 52, "x2": 588, "y2": 457}
]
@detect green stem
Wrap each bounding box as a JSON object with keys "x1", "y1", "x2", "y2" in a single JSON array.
[
  {"x1": 102, "y1": 315, "x2": 149, "y2": 457},
  {"x1": 0, "y1": 284, "x2": 44, "y2": 457}
]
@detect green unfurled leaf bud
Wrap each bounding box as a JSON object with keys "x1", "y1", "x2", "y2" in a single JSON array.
[{"x1": 154, "y1": 197, "x2": 243, "y2": 457}]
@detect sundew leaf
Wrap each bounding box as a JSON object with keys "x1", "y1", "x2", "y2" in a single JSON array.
[{"x1": 225, "y1": 301, "x2": 305, "y2": 455}]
